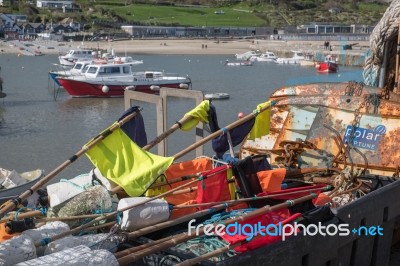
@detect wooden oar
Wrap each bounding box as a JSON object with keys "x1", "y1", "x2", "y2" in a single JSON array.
[
  {"x1": 115, "y1": 185, "x2": 329, "y2": 250},
  {"x1": 114, "y1": 204, "x2": 230, "y2": 259},
  {"x1": 117, "y1": 193, "x2": 316, "y2": 265},
  {"x1": 173, "y1": 100, "x2": 275, "y2": 160},
  {"x1": 110, "y1": 110, "x2": 202, "y2": 194},
  {"x1": 142, "y1": 115, "x2": 194, "y2": 151},
  {"x1": 112, "y1": 100, "x2": 274, "y2": 195},
  {"x1": 0, "y1": 167, "x2": 330, "y2": 223},
  {"x1": 0, "y1": 108, "x2": 143, "y2": 218},
  {"x1": 173, "y1": 185, "x2": 329, "y2": 209}
]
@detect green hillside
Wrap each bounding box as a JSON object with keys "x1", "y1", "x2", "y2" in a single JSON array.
[{"x1": 0, "y1": 0, "x2": 390, "y2": 28}]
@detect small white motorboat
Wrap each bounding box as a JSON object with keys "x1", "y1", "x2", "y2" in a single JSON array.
[
  {"x1": 204, "y1": 92, "x2": 230, "y2": 100},
  {"x1": 249, "y1": 51, "x2": 277, "y2": 62},
  {"x1": 225, "y1": 60, "x2": 253, "y2": 66},
  {"x1": 0, "y1": 168, "x2": 45, "y2": 204},
  {"x1": 275, "y1": 51, "x2": 305, "y2": 64}
]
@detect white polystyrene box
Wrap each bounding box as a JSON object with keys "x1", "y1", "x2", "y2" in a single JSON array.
[
  {"x1": 118, "y1": 197, "x2": 170, "y2": 231},
  {"x1": 46, "y1": 173, "x2": 93, "y2": 207}
]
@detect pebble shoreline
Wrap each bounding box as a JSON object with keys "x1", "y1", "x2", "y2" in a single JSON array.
[{"x1": 0, "y1": 39, "x2": 370, "y2": 66}]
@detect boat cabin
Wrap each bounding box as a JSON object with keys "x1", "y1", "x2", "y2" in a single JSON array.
[
  {"x1": 324, "y1": 54, "x2": 337, "y2": 63},
  {"x1": 82, "y1": 63, "x2": 133, "y2": 78},
  {"x1": 292, "y1": 51, "x2": 305, "y2": 60},
  {"x1": 66, "y1": 50, "x2": 94, "y2": 57}
]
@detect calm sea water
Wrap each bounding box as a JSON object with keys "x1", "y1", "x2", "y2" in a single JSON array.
[{"x1": 0, "y1": 53, "x2": 363, "y2": 181}]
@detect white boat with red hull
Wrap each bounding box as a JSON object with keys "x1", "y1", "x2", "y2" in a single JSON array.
[{"x1": 56, "y1": 62, "x2": 191, "y2": 97}]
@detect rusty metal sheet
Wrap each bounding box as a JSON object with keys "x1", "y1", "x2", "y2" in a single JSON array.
[
  {"x1": 270, "y1": 82, "x2": 400, "y2": 102},
  {"x1": 241, "y1": 101, "x2": 400, "y2": 176},
  {"x1": 275, "y1": 95, "x2": 400, "y2": 117},
  {"x1": 305, "y1": 107, "x2": 400, "y2": 170},
  {"x1": 241, "y1": 106, "x2": 317, "y2": 158}
]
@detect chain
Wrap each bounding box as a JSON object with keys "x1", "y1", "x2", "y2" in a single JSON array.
[
  {"x1": 380, "y1": 84, "x2": 391, "y2": 100},
  {"x1": 345, "y1": 81, "x2": 364, "y2": 97},
  {"x1": 366, "y1": 93, "x2": 380, "y2": 114},
  {"x1": 345, "y1": 81, "x2": 356, "y2": 96},
  {"x1": 347, "y1": 98, "x2": 366, "y2": 147},
  {"x1": 355, "y1": 81, "x2": 364, "y2": 96}
]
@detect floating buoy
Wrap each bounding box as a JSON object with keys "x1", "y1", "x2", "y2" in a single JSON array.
[
  {"x1": 102, "y1": 85, "x2": 109, "y2": 93},
  {"x1": 238, "y1": 112, "x2": 245, "y2": 119},
  {"x1": 179, "y1": 83, "x2": 189, "y2": 89},
  {"x1": 125, "y1": 86, "x2": 135, "y2": 91},
  {"x1": 150, "y1": 85, "x2": 160, "y2": 91}
]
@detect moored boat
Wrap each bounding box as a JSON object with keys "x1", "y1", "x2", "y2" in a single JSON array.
[
  {"x1": 49, "y1": 57, "x2": 144, "y2": 87},
  {"x1": 225, "y1": 60, "x2": 253, "y2": 66},
  {"x1": 249, "y1": 51, "x2": 277, "y2": 62},
  {"x1": 0, "y1": 168, "x2": 44, "y2": 204},
  {"x1": 235, "y1": 50, "x2": 260, "y2": 60},
  {"x1": 275, "y1": 51, "x2": 305, "y2": 64},
  {"x1": 56, "y1": 62, "x2": 191, "y2": 97},
  {"x1": 315, "y1": 55, "x2": 339, "y2": 73},
  {"x1": 58, "y1": 49, "x2": 96, "y2": 66},
  {"x1": 204, "y1": 92, "x2": 230, "y2": 100}
]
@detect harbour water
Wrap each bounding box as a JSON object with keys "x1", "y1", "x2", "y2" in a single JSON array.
[{"x1": 0, "y1": 54, "x2": 363, "y2": 181}]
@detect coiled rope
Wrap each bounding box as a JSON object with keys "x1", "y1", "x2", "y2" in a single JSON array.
[{"x1": 363, "y1": 0, "x2": 400, "y2": 87}]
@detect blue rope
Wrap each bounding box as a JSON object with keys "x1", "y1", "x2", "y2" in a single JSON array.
[
  {"x1": 40, "y1": 238, "x2": 51, "y2": 246},
  {"x1": 116, "y1": 212, "x2": 122, "y2": 225},
  {"x1": 40, "y1": 207, "x2": 47, "y2": 216},
  {"x1": 60, "y1": 174, "x2": 92, "y2": 191},
  {"x1": 203, "y1": 209, "x2": 256, "y2": 225},
  {"x1": 14, "y1": 207, "x2": 28, "y2": 221}
]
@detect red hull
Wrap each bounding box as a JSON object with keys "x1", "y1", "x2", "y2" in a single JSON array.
[
  {"x1": 57, "y1": 78, "x2": 190, "y2": 97},
  {"x1": 316, "y1": 62, "x2": 338, "y2": 73}
]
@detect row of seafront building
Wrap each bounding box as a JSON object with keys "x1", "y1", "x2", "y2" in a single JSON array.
[{"x1": 1, "y1": 11, "x2": 373, "y2": 42}]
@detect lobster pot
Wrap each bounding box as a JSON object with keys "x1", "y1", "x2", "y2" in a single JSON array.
[
  {"x1": 44, "y1": 233, "x2": 119, "y2": 255},
  {"x1": 47, "y1": 185, "x2": 113, "y2": 228},
  {"x1": 21, "y1": 221, "x2": 70, "y2": 256},
  {"x1": 118, "y1": 197, "x2": 170, "y2": 231},
  {"x1": 16, "y1": 245, "x2": 118, "y2": 266},
  {"x1": 0, "y1": 235, "x2": 36, "y2": 265},
  {"x1": 47, "y1": 173, "x2": 93, "y2": 207}
]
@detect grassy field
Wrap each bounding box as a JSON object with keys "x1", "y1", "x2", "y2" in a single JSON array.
[
  {"x1": 90, "y1": 2, "x2": 388, "y2": 27},
  {"x1": 112, "y1": 4, "x2": 265, "y2": 27}
]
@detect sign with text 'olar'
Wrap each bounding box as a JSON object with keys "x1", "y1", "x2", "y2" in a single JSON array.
[{"x1": 343, "y1": 125, "x2": 386, "y2": 151}]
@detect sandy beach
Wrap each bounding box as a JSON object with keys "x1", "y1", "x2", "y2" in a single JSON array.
[{"x1": 0, "y1": 38, "x2": 370, "y2": 57}]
